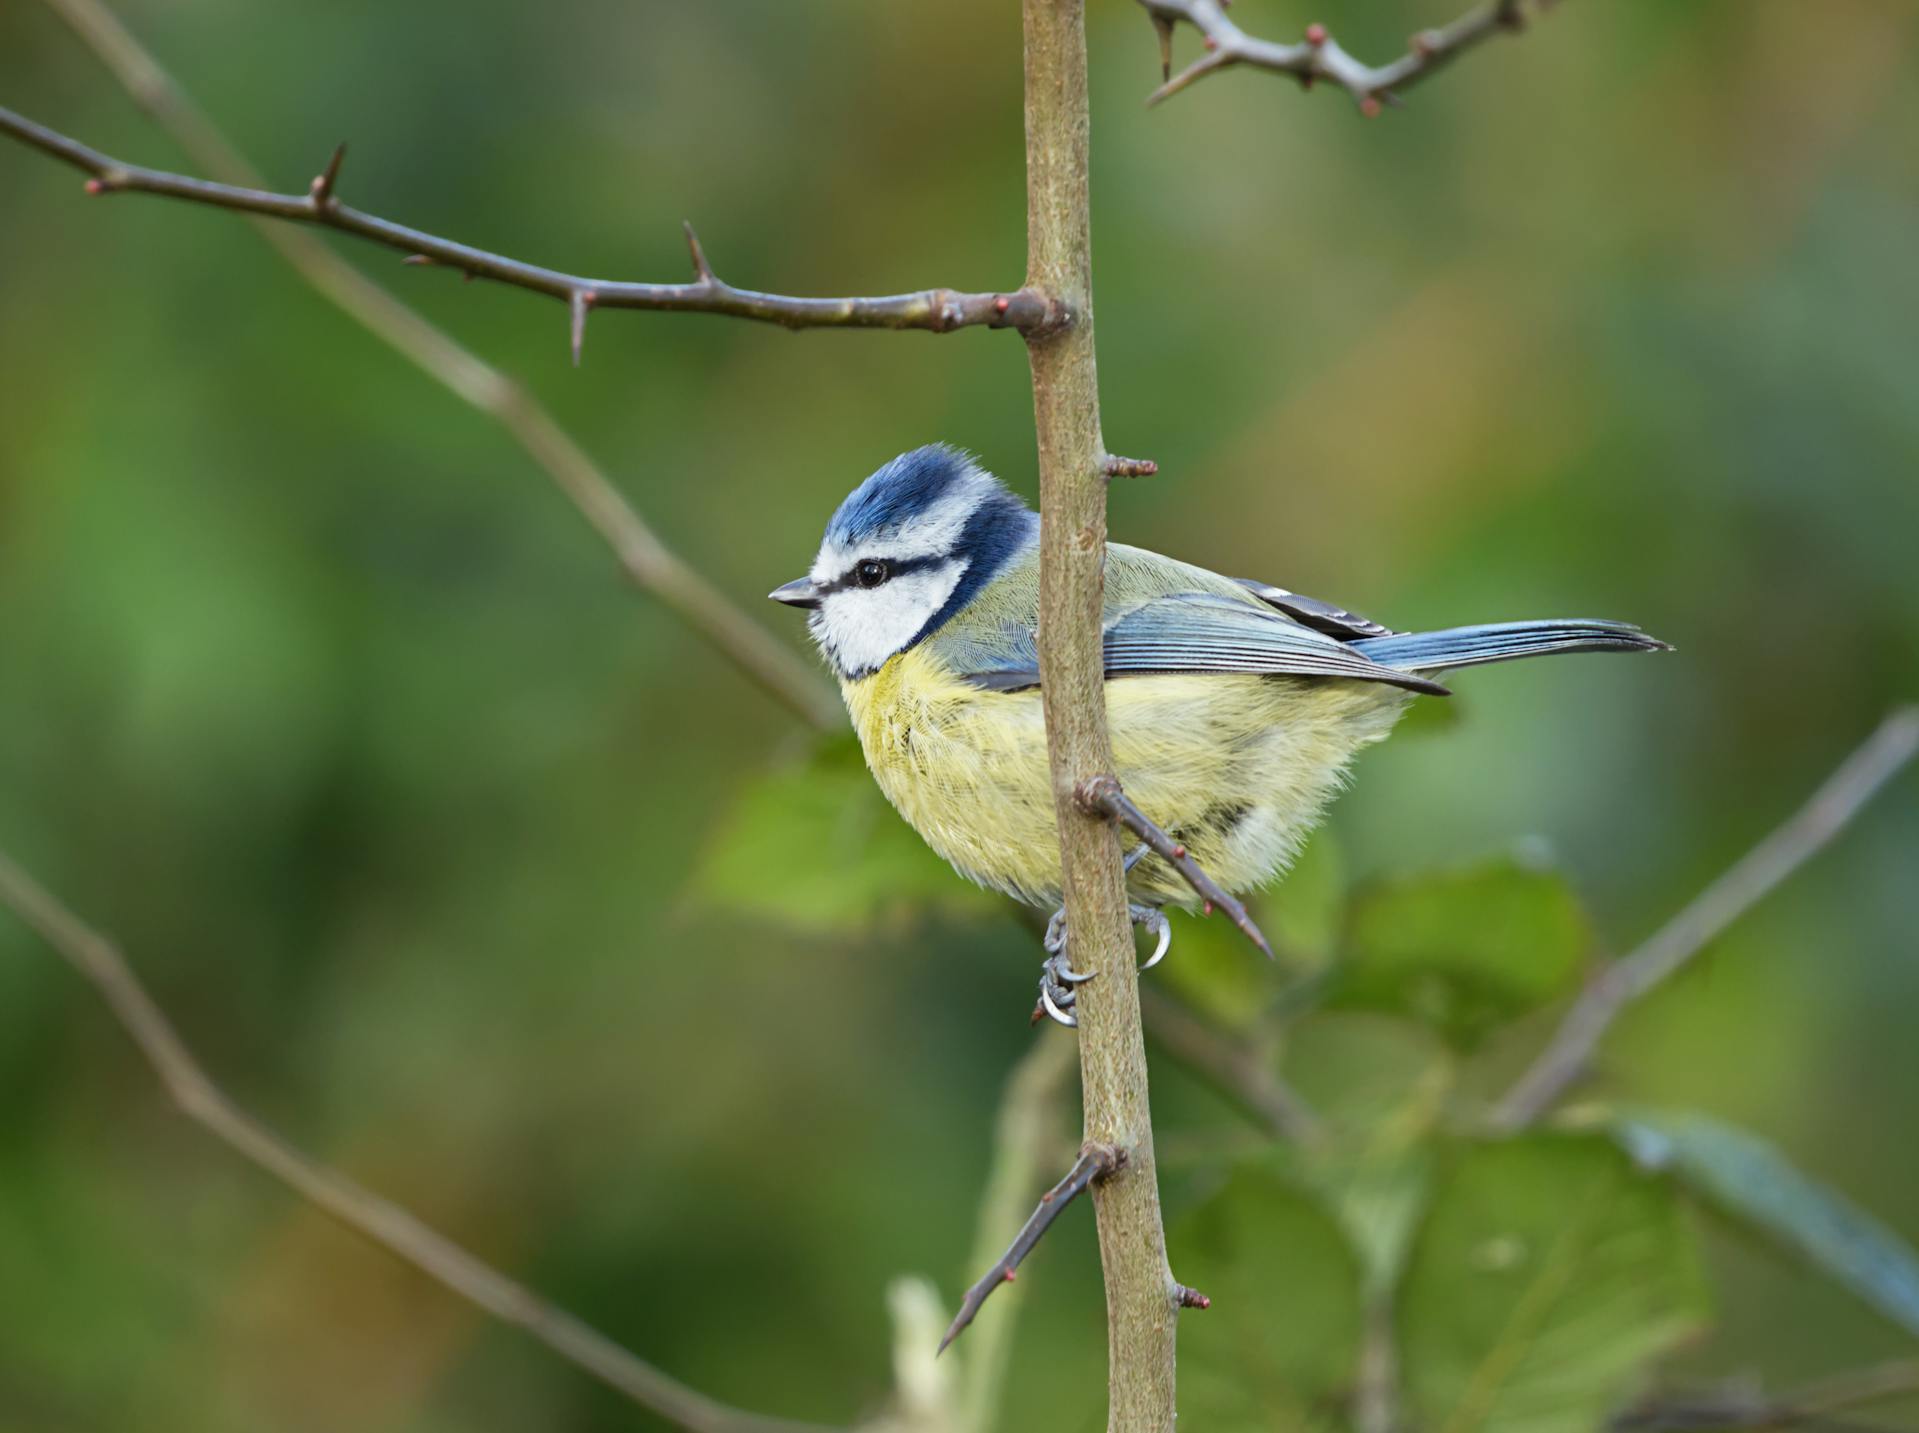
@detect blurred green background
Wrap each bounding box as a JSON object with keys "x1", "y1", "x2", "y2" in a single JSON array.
[{"x1": 2, "y1": 2, "x2": 1916, "y2": 1429}]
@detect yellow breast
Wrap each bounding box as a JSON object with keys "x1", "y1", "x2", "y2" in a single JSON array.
[{"x1": 842, "y1": 647, "x2": 1409, "y2": 908}]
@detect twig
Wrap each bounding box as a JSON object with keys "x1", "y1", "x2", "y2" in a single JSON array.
[
  {"x1": 1138, "y1": 988, "x2": 1323, "y2": 1146},
  {"x1": 939, "y1": 1144, "x2": 1123, "y2": 1355},
  {"x1": 1076, "y1": 774, "x2": 1274, "y2": 960},
  {"x1": 1493, "y1": 708, "x2": 1919, "y2": 1130},
  {"x1": 1138, "y1": 0, "x2": 1538, "y2": 112},
  {"x1": 0, "y1": 105, "x2": 1059, "y2": 338},
  {"x1": 27, "y1": 0, "x2": 842, "y2": 733},
  {"x1": 1101, "y1": 453, "x2": 1159, "y2": 478},
  {"x1": 0, "y1": 850, "x2": 838, "y2": 1433},
  {"x1": 1616, "y1": 1358, "x2": 1919, "y2": 1430}
]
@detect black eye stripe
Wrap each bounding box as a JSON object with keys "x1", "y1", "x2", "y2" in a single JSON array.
[{"x1": 815, "y1": 553, "x2": 947, "y2": 596}]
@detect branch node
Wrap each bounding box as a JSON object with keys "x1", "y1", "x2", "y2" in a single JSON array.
[
  {"x1": 83, "y1": 177, "x2": 104, "y2": 195},
  {"x1": 1075, "y1": 775, "x2": 1273, "y2": 960},
  {"x1": 569, "y1": 288, "x2": 595, "y2": 367},
  {"x1": 1101, "y1": 453, "x2": 1160, "y2": 479},
  {"x1": 938, "y1": 1143, "x2": 1124, "y2": 1355},
  {"x1": 1176, "y1": 1283, "x2": 1213, "y2": 1310},
  {"x1": 1304, "y1": 21, "x2": 1328, "y2": 46},
  {"x1": 309, "y1": 141, "x2": 346, "y2": 208},
  {"x1": 681, "y1": 220, "x2": 716, "y2": 284},
  {"x1": 1152, "y1": 14, "x2": 1176, "y2": 81}
]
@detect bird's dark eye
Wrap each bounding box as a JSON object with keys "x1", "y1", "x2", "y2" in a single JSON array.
[{"x1": 855, "y1": 559, "x2": 890, "y2": 589}]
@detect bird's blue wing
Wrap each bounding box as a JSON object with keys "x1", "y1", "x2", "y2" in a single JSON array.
[
  {"x1": 1231, "y1": 578, "x2": 1398, "y2": 641},
  {"x1": 955, "y1": 592, "x2": 1447, "y2": 695}
]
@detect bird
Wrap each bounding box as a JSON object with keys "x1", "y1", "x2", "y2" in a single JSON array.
[{"x1": 769, "y1": 445, "x2": 1666, "y2": 1024}]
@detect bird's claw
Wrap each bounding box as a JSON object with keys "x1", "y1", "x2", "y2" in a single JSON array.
[
  {"x1": 1034, "y1": 883, "x2": 1175, "y2": 1027},
  {"x1": 1132, "y1": 904, "x2": 1172, "y2": 972},
  {"x1": 1036, "y1": 949, "x2": 1093, "y2": 1028}
]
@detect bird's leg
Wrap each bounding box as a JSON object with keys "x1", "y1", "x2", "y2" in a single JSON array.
[{"x1": 1034, "y1": 848, "x2": 1171, "y2": 1027}]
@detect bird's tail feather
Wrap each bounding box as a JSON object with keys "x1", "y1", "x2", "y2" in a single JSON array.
[{"x1": 1351, "y1": 619, "x2": 1669, "y2": 674}]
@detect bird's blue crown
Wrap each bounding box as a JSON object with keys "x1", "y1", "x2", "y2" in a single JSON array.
[{"x1": 824, "y1": 444, "x2": 1021, "y2": 549}]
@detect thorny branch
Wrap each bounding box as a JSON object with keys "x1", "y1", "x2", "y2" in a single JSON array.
[
  {"x1": 1076, "y1": 774, "x2": 1274, "y2": 960},
  {"x1": 1138, "y1": 0, "x2": 1542, "y2": 112},
  {"x1": 1493, "y1": 707, "x2": 1919, "y2": 1130},
  {"x1": 22, "y1": 0, "x2": 842, "y2": 732},
  {"x1": 0, "y1": 851, "x2": 836, "y2": 1433},
  {"x1": 939, "y1": 1144, "x2": 1131, "y2": 1355},
  {"x1": 0, "y1": 106, "x2": 1060, "y2": 348}
]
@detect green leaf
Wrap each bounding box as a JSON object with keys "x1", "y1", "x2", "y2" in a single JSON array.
[
  {"x1": 1283, "y1": 1015, "x2": 1455, "y2": 1292},
  {"x1": 1156, "y1": 833, "x2": 1345, "y2": 1030},
  {"x1": 1172, "y1": 1166, "x2": 1366, "y2": 1431},
  {"x1": 1332, "y1": 857, "x2": 1591, "y2": 1048},
  {"x1": 1616, "y1": 1109, "x2": 1919, "y2": 1338},
  {"x1": 693, "y1": 738, "x2": 995, "y2": 934},
  {"x1": 1265, "y1": 829, "x2": 1348, "y2": 967},
  {"x1": 1398, "y1": 1136, "x2": 1709, "y2": 1433}
]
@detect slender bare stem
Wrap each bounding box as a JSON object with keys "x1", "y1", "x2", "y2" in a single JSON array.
[
  {"x1": 1023, "y1": 0, "x2": 1185, "y2": 1425},
  {"x1": 28, "y1": 0, "x2": 842, "y2": 732},
  {"x1": 1139, "y1": 0, "x2": 1537, "y2": 112},
  {"x1": 1076, "y1": 775, "x2": 1274, "y2": 959},
  {"x1": 1493, "y1": 707, "x2": 1919, "y2": 1130},
  {"x1": 0, "y1": 851, "x2": 836, "y2": 1433},
  {"x1": 954, "y1": 1036, "x2": 1079, "y2": 1432},
  {"x1": 0, "y1": 105, "x2": 1055, "y2": 338},
  {"x1": 940, "y1": 1144, "x2": 1125, "y2": 1355}
]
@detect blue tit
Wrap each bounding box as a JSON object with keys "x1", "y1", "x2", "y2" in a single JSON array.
[{"x1": 770, "y1": 445, "x2": 1664, "y2": 995}]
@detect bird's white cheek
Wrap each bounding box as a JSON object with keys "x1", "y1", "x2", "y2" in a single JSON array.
[{"x1": 813, "y1": 567, "x2": 964, "y2": 676}]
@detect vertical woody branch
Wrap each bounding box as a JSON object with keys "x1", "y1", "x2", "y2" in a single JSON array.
[{"x1": 1021, "y1": 1, "x2": 1180, "y2": 1428}]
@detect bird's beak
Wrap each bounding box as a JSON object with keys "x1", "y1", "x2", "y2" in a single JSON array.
[{"x1": 768, "y1": 577, "x2": 822, "y2": 610}]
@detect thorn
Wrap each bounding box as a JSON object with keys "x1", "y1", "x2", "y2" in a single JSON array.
[
  {"x1": 1152, "y1": 14, "x2": 1175, "y2": 82},
  {"x1": 682, "y1": 221, "x2": 715, "y2": 283},
  {"x1": 310, "y1": 142, "x2": 346, "y2": 205},
  {"x1": 83, "y1": 178, "x2": 104, "y2": 195},
  {"x1": 1101, "y1": 453, "x2": 1159, "y2": 479},
  {"x1": 569, "y1": 289, "x2": 595, "y2": 367},
  {"x1": 1305, "y1": 21, "x2": 1328, "y2": 45},
  {"x1": 1360, "y1": 94, "x2": 1383, "y2": 118}
]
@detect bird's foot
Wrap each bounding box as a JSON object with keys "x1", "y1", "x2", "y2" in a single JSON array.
[
  {"x1": 1036, "y1": 949, "x2": 1091, "y2": 1028},
  {"x1": 1033, "y1": 873, "x2": 1175, "y2": 1029},
  {"x1": 1132, "y1": 903, "x2": 1172, "y2": 972}
]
